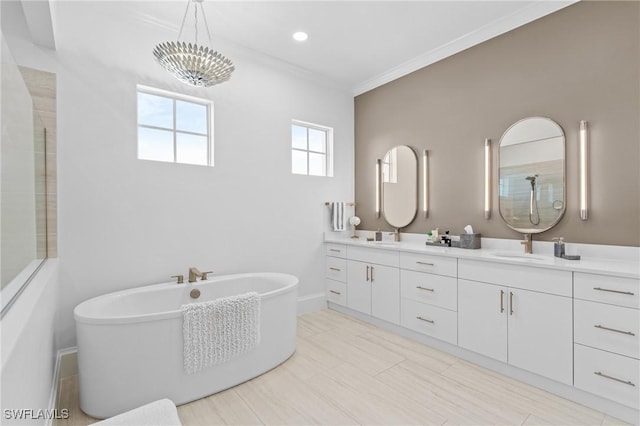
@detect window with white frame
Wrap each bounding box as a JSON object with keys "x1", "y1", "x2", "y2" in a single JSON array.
[
  {"x1": 137, "y1": 85, "x2": 213, "y2": 166},
  {"x1": 291, "y1": 120, "x2": 333, "y2": 177}
]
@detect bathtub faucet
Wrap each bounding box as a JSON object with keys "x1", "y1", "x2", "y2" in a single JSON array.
[{"x1": 188, "y1": 267, "x2": 213, "y2": 283}]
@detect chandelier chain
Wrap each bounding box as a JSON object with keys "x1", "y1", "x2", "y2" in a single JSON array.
[
  {"x1": 194, "y1": 4, "x2": 198, "y2": 45},
  {"x1": 177, "y1": 0, "x2": 190, "y2": 41}
]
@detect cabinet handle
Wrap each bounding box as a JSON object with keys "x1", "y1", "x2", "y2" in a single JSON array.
[
  {"x1": 416, "y1": 286, "x2": 434, "y2": 292},
  {"x1": 509, "y1": 292, "x2": 514, "y2": 315},
  {"x1": 593, "y1": 287, "x2": 634, "y2": 296},
  {"x1": 370, "y1": 266, "x2": 375, "y2": 282},
  {"x1": 594, "y1": 325, "x2": 636, "y2": 336},
  {"x1": 366, "y1": 265, "x2": 370, "y2": 282},
  {"x1": 329, "y1": 249, "x2": 341, "y2": 253},
  {"x1": 416, "y1": 316, "x2": 434, "y2": 324},
  {"x1": 329, "y1": 267, "x2": 341, "y2": 272},
  {"x1": 416, "y1": 261, "x2": 434, "y2": 266},
  {"x1": 500, "y1": 290, "x2": 505, "y2": 313},
  {"x1": 329, "y1": 290, "x2": 341, "y2": 295},
  {"x1": 594, "y1": 371, "x2": 635, "y2": 387}
]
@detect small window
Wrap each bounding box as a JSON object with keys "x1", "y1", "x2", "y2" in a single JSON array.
[
  {"x1": 137, "y1": 85, "x2": 213, "y2": 166},
  {"x1": 291, "y1": 120, "x2": 333, "y2": 177}
]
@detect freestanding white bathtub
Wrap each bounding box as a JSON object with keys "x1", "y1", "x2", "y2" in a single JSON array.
[{"x1": 74, "y1": 272, "x2": 298, "y2": 419}]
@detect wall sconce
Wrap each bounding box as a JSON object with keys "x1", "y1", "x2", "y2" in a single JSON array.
[
  {"x1": 579, "y1": 120, "x2": 589, "y2": 220},
  {"x1": 375, "y1": 159, "x2": 382, "y2": 218},
  {"x1": 422, "y1": 150, "x2": 429, "y2": 218},
  {"x1": 484, "y1": 138, "x2": 491, "y2": 219}
]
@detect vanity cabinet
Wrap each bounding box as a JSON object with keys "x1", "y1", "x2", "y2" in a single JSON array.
[
  {"x1": 573, "y1": 272, "x2": 640, "y2": 409},
  {"x1": 325, "y1": 243, "x2": 347, "y2": 306},
  {"x1": 458, "y1": 259, "x2": 573, "y2": 385},
  {"x1": 345, "y1": 246, "x2": 400, "y2": 324},
  {"x1": 347, "y1": 260, "x2": 400, "y2": 324},
  {"x1": 400, "y1": 252, "x2": 458, "y2": 344}
]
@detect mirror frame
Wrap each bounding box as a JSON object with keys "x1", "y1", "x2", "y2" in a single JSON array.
[
  {"x1": 497, "y1": 116, "x2": 567, "y2": 234},
  {"x1": 381, "y1": 145, "x2": 418, "y2": 228}
]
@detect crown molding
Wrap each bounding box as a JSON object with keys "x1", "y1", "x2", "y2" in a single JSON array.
[{"x1": 352, "y1": 0, "x2": 578, "y2": 97}]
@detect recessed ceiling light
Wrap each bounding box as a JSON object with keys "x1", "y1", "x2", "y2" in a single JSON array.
[{"x1": 293, "y1": 32, "x2": 308, "y2": 42}]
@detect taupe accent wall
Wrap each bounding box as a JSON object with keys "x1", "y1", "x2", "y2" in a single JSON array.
[{"x1": 355, "y1": 1, "x2": 640, "y2": 246}]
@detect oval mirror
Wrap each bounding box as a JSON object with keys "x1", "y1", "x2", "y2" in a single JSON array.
[
  {"x1": 498, "y1": 117, "x2": 566, "y2": 233},
  {"x1": 382, "y1": 145, "x2": 417, "y2": 228}
]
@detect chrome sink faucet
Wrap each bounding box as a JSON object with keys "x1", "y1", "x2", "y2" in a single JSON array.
[
  {"x1": 521, "y1": 233, "x2": 533, "y2": 254},
  {"x1": 389, "y1": 229, "x2": 401, "y2": 242}
]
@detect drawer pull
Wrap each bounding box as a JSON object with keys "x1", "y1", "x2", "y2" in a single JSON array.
[
  {"x1": 416, "y1": 316, "x2": 434, "y2": 324},
  {"x1": 329, "y1": 249, "x2": 342, "y2": 253},
  {"x1": 329, "y1": 290, "x2": 341, "y2": 295},
  {"x1": 500, "y1": 290, "x2": 505, "y2": 313},
  {"x1": 366, "y1": 265, "x2": 370, "y2": 282},
  {"x1": 593, "y1": 287, "x2": 635, "y2": 296},
  {"x1": 416, "y1": 286, "x2": 435, "y2": 292},
  {"x1": 416, "y1": 261, "x2": 434, "y2": 266},
  {"x1": 329, "y1": 267, "x2": 341, "y2": 272},
  {"x1": 594, "y1": 324, "x2": 636, "y2": 336},
  {"x1": 509, "y1": 291, "x2": 514, "y2": 315},
  {"x1": 371, "y1": 266, "x2": 375, "y2": 282},
  {"x1": 594, "y1": 371, "x2": 636, "y2": 387}
]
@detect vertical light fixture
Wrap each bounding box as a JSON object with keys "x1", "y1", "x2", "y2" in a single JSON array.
[
  {"x1": 484, "y1": 138, "x2": 491, "y2": 219},
  {"x1": 375, "y1": 159, "x2": 382, "y2": 218},
  {"x1": 423, "y1": 150, "x2": 429, "y2": 218},
  {"x1": 579, "y1": 120, "x2": 589, "y2": 220}
]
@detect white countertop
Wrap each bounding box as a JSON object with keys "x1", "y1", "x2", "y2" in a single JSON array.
[{"x1": 324, "y1": 233, "x2": 640, "y2": 280}]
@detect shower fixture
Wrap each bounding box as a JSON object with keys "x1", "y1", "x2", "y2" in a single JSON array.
[{"x1": 525, "y1": 174, "x2": 540, "y2": 225}]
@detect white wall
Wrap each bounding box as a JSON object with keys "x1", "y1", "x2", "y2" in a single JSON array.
[
  {"x1": 0, "y1": 260, "x2": 58, "y2": 425},
  {"x1": 4, "y1": 1, "x2": 354, "y2": 349}
]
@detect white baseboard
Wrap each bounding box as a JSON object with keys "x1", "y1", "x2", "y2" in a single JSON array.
[
  {"x1": 297, "y1": 292, "x2": 326, "y2": 315},
  {"x1": 47, "y1": 347, "x2": 78, "y2": 426}
]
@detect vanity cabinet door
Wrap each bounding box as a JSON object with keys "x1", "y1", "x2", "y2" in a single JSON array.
[
  {"x1": 346, "y1": 260, "x2": 400, "y2": 324},
  {"x1": 458, "y1": 279, "x2": 508, "y2": 363},
  {"x1": 370, "y1": 264, "x2": 400, "y2": 325},
  {"x1": 508, "y1": 289, "x2": 573, "y2": 385},
  {"x1": 347, "y1": 260, "x2": 372, "y2": 315}
]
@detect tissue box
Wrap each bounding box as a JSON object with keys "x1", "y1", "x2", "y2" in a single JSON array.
[{"x1": 459, "y1": 233, "x2": 481, "y2": 249}]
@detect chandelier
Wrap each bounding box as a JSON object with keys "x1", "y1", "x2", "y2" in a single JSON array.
[{"x1": 153, "y1": 0, "x2": 235, "y2": 87}]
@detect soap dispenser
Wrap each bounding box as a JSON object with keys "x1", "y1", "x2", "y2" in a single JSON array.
[
  {"x1": 375, "y1": 229, "x2": 382, "y2": 241},
  {"x1": 552, "y1": 237, "x2": 565, "y2": 258}
]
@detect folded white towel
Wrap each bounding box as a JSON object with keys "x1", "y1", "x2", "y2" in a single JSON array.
[
  {"x1": 182, "y1": 292, "x2": 260, "y2": 375},
  {"x1": 332, "y1": 202, "x2": 345, "y2": 231},
  {"x1": 91, "y1": 399, "x2": 181, "y2": 426}
]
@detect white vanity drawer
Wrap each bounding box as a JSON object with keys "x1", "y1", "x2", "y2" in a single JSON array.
[
  {"x1": 401, "y1": 298, "x2": 457, "y2": 345},
  {"x1": 325, "y1": 257, "x2": 347, "y2": 282},
  {"x1": 458, "y1": 259, "x2": 572, "y2": 297},
  {"x1": 325, "y1": 243, "x2": 347, "y2": 259},
  {"x1": 347, "y1": 246, "x2": 399, "y2": 267},
  {"x1": 326, "y1": 279, "x2": 347, "y2": 306},
  {"x1": 399, "y1": 252, "x2": 457, "y2": 277},
  {"x1": 574, "y1": 299, "x2": 639, "y2": 359},
  {"x1": 574, "y1": 273, "x2": 639, "y2": 309},
  {"x1": 574, "y1": 344, "x2": 639, "y2": 409},
  {"x1": 400, "y1": 269, "x2": 457, "y2": 311}
]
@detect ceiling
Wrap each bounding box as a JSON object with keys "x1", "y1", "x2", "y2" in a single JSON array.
[{"x1": 18, "y1": 0, "x2": 576, "y2": 94}]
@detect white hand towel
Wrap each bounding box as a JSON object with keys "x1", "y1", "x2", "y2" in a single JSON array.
[{"x1": 332, "y1": 202, "x2": 345, "y2": 231}]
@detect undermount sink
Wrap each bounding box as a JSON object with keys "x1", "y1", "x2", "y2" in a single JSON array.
[
  {"x1": 371, "y1": 241, "x2": 399, "y2": 247},
  {"x1": 490, "y1": 251, "x2": 548, "y2": 261}
]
